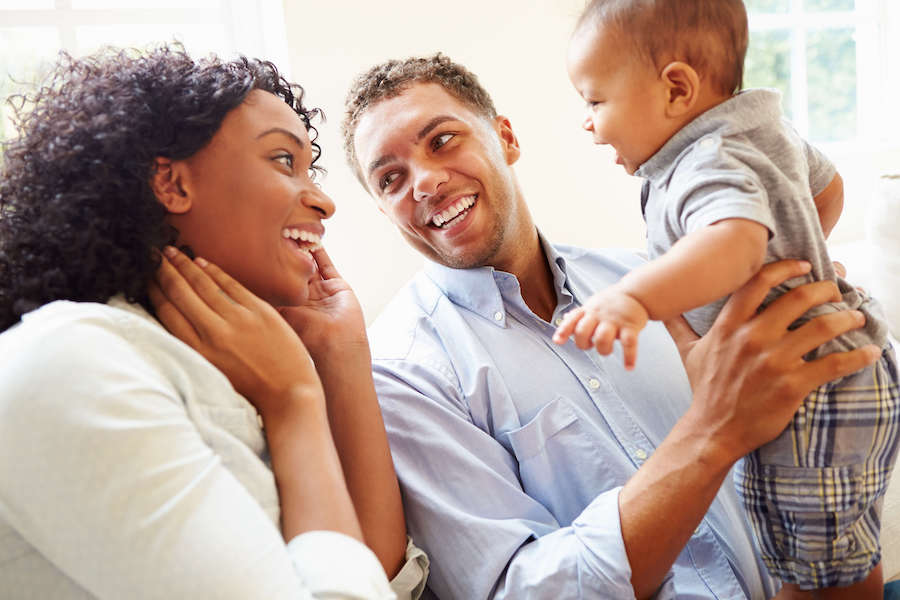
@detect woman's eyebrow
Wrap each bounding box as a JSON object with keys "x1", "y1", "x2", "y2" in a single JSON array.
[{"x1": 256, "y1": 127, "x2": 304, "y2": 148}]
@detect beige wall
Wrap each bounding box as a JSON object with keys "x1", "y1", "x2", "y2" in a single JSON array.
[
  {"x1": 283, "y1": 0, "x2": 645, "y2": 321},
  {"x1": 282, "y1": 1, "x2": 898, "y2": 322}
]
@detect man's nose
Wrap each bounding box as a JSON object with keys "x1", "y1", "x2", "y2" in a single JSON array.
[{"x1": 412, "y1": 161, "x2": 449, "y2": 203}]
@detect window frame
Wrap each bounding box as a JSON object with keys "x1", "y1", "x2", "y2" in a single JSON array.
[{"x1": 747, "y1": 0, "x2": 900, "y2": 151}]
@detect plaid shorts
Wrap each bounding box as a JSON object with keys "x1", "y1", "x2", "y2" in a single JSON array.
[{"x1": 735, "y1": 345, "x2": 900, "y2": 589}]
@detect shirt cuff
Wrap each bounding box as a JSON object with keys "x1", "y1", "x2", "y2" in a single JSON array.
[
  {"x1": 287, "y1": 530, "x2": 395, "y2": 599},
  {"x1": 572, "y1": 486, "x2": 638, "y2": 599},
  {"x1": 389, "y1": 537, "x2": 430, "y2": 600}
]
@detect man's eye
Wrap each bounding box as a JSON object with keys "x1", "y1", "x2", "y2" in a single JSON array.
[
  {"x1": 432, "y1": 132, "x2": 455, "y2": 151},
  {"x1": 274, "y1": 153, "x2": 294, "y2": 169},
  {"x1": 379, "y1": 171, "x2": 400, "y2": 191}
]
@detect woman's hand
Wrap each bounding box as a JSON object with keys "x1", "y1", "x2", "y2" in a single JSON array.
[
  {"x1": 148, "y1": 246, "x2": 324, "y2": 421},
  {"x1": 665, "y1": 259, "x2": 881, "y2": 462},
  {"x1": 278, "y1": 248, "x2": 370, "y2": 367}
]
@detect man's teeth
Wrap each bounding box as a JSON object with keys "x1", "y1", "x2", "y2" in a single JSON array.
[
  {"x1": 431, "y1": 195, "x2": 476, "y2": 228},
  {"x1": 281, "y1": 228, "x2": 322, "y2": 252}
]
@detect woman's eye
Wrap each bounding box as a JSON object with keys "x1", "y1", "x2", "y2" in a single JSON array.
[
  {"x1": 379, "y1": 171, "x2": 400, "y2": 191},
  {"x1": 432, "y1": 132, "x2": 455, "y2": 151},
  {"x1": 274, "y1": 153, "x2": 294, "y2": 170}
]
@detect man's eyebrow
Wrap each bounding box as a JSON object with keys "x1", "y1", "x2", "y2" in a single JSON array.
[
  {"x1": 366, "y1": 115, "x2": 458, "y2": 177},
  {"x1": 416, "y1": 115, "x2": 456, "y2": 142},
  {"x1": 256, "y1": 127, "x2": 305, "y2": 148}
]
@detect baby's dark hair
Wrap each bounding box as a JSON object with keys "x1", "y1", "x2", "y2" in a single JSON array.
[
  {"x1": 0, "y1": 43, "x2": 321, "y2": 331},
  {"x1": 342, "y1": 53, "x2": 497, "y2": 187},
  {"x1": 577, "y1": 0, "x2": 748, "y2": 96}
]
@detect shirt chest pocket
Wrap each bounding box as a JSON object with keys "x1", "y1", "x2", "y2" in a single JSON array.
[{"x1": 505, "y1": 395, "x2": 626, "y2": 525}]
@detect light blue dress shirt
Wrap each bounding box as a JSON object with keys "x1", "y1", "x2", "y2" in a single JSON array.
[{"x1": 369, "y1": 236, "x2": 778, "y2": 599}]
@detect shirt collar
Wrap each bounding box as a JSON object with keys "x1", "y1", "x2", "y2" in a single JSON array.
[
  {"x1": 635, "y1": 88, "x2": 784, "y2": 187},
  {"x1": 423, "y1": 230, "x2": 573, "y2": 325}
]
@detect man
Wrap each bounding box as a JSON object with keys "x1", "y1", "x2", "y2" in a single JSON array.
[{"x1": 341, "y1": 54, "x2": 879, "y2": 599}]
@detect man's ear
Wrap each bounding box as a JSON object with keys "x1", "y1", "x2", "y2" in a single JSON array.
[
  {"x1": 660, "y1": 61, "x2": 701, "y2": 117},
  {"x1": 493, "y1": 116, "x2": 521, "y2": 165},
  {"x1": 150, "y1": 157, "x2": 191, "y2": 214}
]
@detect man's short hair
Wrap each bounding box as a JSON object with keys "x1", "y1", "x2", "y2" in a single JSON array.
[
  {"x1": 577, "y1": 0, "x2": 749, "y2": 96},
  {"x1": 342, "y1": 53, "x2": 498, "y2": 186}
]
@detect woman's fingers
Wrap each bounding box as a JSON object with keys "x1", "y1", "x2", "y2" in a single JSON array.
[
  {"x1": 155, "y1": 253, "x2": 225, "y2": 340},
  {"x1": 311, "y1": 247, "x2": 341, "y2": 281},
  {"x1": 193, "y1": 256, "x2": 260, "y2": 307},
  {"x1": 160, "y1": 247, "x2": 239, "y2": 317},
  {"x1": 716, "y1": 260, "x2": 812, "y2": 329},
  {"x1": 147, "y1": 279, "x2": 202, "y2": 348}
]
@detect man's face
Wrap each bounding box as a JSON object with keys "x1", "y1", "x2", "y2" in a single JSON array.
[
  {"x1": 567, "y1": 26, "x2": 674, "y2": 175},
  {"x1": 352, "y1": 83, "x2": 525, "y2": 270}
]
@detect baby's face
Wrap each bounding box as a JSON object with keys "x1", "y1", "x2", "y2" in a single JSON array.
[{"x1": 567, "y1": 26, "x2": 675, "y2": 175}]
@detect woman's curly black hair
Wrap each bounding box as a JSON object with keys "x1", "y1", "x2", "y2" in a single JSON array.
[{"x1": 0, "y1": 43, "x2": 322, "y2": 331}]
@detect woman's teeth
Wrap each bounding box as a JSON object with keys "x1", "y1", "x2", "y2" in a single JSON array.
[
  {"x1": 281, "y1": 228, "x2": 322, "y2": 254},
  {"x1": 431, "y1": 195, "x2": 476, "y2": 228}
]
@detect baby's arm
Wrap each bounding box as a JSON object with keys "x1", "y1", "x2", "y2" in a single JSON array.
[
  {"x1": 813, "y1": 172, "x2": 843, "y2": 238},
  {"x1": 553, "y1": 218, "x2": 768, "y2": 368}
]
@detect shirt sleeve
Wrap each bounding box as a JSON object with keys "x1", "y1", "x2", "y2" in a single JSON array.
[
  {"x1": 669, "y1": 145, "x2": 776, "y2": 238},
  {"x1": 799, "y1": 136, "x2": 837, "y2": 196},
  {"x1": 0, "y1": 314, "x2": 395, "y2": 600},
  {"x1": 373, "y1": 359, "x2": 640, "y2": 600}
]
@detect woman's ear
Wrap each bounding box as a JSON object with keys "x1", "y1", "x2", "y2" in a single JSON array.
[
  {"x1": 660, "y1": 61, "x2": 701, "y2": 118},
  {"x1": 150, "y1": 157, "x2": 191, "y2": 214},
  {"x1": 493, "y1": 115, "x2": 521, "y2": 165}
]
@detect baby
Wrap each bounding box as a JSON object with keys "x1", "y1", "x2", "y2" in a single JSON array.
[{"x1": 554, "y1": 0, "x2": 900, "y2": 596}]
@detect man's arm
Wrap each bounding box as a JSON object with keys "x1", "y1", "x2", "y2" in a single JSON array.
[{"x1": 622, "y1": 260, "x2": 880, "y2": 599}]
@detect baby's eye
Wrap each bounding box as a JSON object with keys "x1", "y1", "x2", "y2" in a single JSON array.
[
  {"x1": 379, "y1": 171, "x2": 401, "y2": 191},
  {"x1": 431, "y1": 132, "x2": 455, "y2": 151},
  {"x1": 273, "y1": 152, "x2": 294, "y2": 170}
]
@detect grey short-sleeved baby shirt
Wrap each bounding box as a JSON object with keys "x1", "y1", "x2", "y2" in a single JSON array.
[{"x1": 635, "y1": 88, "x2": 887, "y2": 354}]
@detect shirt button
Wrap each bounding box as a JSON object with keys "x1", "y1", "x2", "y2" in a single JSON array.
[
  {"x1": 554, "y1": 317, "x2": 563, "y2": 326},
  {"x1": 493, "y1": 311, "x2": 503, "y2": 321},
  {"x1": 588, "y1": 378, "x2": 601, "y2": 390},
  {"x1": 634, "y1": 448, "x2": 648, "y2": 460}
]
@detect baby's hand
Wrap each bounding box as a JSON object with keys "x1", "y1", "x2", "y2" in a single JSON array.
[{"x1": 552, "y1": 287, "x2": 649, "y2": 370}]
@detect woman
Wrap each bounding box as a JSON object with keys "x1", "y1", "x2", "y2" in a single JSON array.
[{"x1": 0, "y1": 44, "x2": 427, "y2": 598}]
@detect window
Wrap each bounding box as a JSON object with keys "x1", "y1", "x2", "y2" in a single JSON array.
[
  {"x1": 0, "y1": 0, "x2": 288, "y2": 142},
  {"x1": 744, "y1": 0, "x2": 900, "y2": 241}
]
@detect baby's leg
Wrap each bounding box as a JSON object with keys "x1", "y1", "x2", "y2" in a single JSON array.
[{"x1": 736, "y1": 348, "x2": 900, "y2": 594}]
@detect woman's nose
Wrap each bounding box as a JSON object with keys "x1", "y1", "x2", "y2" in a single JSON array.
[{"x1": 302, "y1": 186, "x2": 336, "y2": 219}]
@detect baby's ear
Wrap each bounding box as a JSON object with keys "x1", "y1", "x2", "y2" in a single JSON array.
[
  {"x1": 150, "y1": 157, "x2": 191, "y2": 214},
  {"x1": 660, "y1": 61, "x2": 700, "y2": 117}
]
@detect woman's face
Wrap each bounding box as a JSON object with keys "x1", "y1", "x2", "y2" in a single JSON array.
[{"x1": 165, "y1": 90, "x2": 334, "y2": 306}]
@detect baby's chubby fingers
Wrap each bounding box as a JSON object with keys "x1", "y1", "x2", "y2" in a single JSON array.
[
  {"x1": 552, "y1": 309, "x2": 583, "y2": 344},
  {"x1": 573, "y1": 312, "x2": 601, "y2": 350},
  {"x1": 591, "y1": 321, "x2": 618, "y2": 355},
  {"x1": 619, "y1": 327, "x2": 639, "y2": 370}
]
